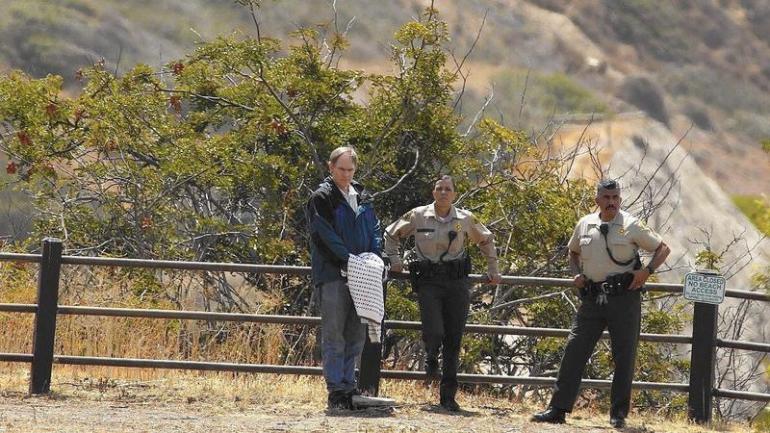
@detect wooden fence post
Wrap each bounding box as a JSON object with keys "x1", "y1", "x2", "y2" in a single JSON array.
[
  {"x1": 688, "y1": 302, "x2": 718, "y2": 423},
  {"x1": 29, "y1": 238, "x2": 63, "y2": 394}
]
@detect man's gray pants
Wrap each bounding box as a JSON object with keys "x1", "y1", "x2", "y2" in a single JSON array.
[
  {"x1": 319, "y1": 279, "x2": 366, "y2": 393},
  {"x1": 549, "y1": 291, "x2": 641, "y2": 419}
]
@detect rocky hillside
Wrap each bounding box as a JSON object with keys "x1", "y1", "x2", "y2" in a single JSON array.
[
  {"x1": 1, "y1": 0, "x2": 769, "y2": 260},
  {"x1": 1, "y1": 0, "x2": 768, "y2": 193},
  {"x1": 418, "y1": 0, "x2": 770, "y2": 196}
]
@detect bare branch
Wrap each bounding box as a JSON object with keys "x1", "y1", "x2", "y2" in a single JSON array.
[
  {"x1": 625, "y1": 124, "x2": 692, "y2": 209},
  {"x1": 517, "y1": 69, "x2": 530, "y2": 124},
  {"x1": 248, "y1": 1, "x2": 262, "y2": 42},
  {"x1": 371, "y1": 148, "x2": 420, "y2": 200},
  {"x1": 463, "y1": 85, "x2": 495, "y2": 137},
  {"x1": 488, "y1": 289, "x2": 569, "y2": 312},
  {"x1": 450, "y1": 9, "x2": 487, "y2": 110}
]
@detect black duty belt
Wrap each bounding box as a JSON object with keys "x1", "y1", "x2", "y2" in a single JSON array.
[
  {"x1": 408, "y1": 256, "x2": 471, "y2": 283},
  {"x1": 580, "y1": 272, "x2": 635, "y2": 305}
]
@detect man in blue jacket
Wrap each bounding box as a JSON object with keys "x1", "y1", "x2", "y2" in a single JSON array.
[{"x1": 306, "y1": 146, "x2": 381, "y2": 410}]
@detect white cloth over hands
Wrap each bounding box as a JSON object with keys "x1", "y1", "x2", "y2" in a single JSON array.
[{"x1": 347, "y1": 252, "x2": 385, "y2": 343}]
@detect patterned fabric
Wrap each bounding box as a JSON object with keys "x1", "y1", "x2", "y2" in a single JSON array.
[{"x1": 347, "y1": 252, "x2": 385, "y2": 343}]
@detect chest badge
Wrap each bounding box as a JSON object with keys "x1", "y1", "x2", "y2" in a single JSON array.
[
  {"x1": 618, "y1": 227, "x2": 626, "y2": 236},
  {"x1": 455, "y1": 223, "x2": 462, "y2": 232}
]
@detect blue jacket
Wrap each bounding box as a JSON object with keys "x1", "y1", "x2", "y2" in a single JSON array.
[{"x1": 306, "y1": 177, "x2": 381, "y2": 286}]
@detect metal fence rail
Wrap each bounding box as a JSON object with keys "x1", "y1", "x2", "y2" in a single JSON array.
[
  {"x1": 0, "y1": 304, "x2": 695, "y2": 344},
  {"x1": 714, "y1": 389, "x2": 770, "y2": 403},
  {"x1": 716, "y1": 338, "x2": 770, "y2": 353},
  {"x1": 0, "y1": 353, "x2": 33, "y2": 363},
  {"x1": 0, "y1": 352, "x2": 691, "y2": 391},
  {"x1": 3, "y1": 251, "x2": 770, "y2": 303},
  {"x1": 0, "y1": 253, "x2": 42, "y2": 263},
  {"x1": 5, "y1": 304, "x2": 767, "y2": 353},
  {"x1": 0, "y1": 304, "x2": 36, "y2": 313},
  {"x1": 1, "y1": 351, "x2": 768, "y2": 402},
  {"x1": 1, "y1": 240, "x2": 769, "y2": 423},
  {"x1": 3, "y1": 251, "x2": 769, "y2": 301}
]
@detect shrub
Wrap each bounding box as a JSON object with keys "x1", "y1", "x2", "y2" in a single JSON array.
[
  {"x1": 683, "y1": 101, "x2": 714, "y2": 131},
  {"x1": 617, "y1": 76, "x2": 670, "y2": 126},
  {"x1": 733, "y1": 195, "x2": 770, "y2": 237},
  {"x1": 476, "y1": 68, "x2": 608, "y2": 130},
  {"x1": 527, "y1": 0, "x2": 565, "y2": 12}
]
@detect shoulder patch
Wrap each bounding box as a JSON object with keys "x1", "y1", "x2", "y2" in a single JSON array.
[{"x1": 457, "y1": 208, "x2": 476, "y2": 223}]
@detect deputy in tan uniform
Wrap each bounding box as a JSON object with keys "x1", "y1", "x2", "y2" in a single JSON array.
[
  {"x1": 532, "y1": 179, "x2": 670, "y2": 428},
  {"x1": 385, "y1": 175, "x2": 501, "y2": 411}
]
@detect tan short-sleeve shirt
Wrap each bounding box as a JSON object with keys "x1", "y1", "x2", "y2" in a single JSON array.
[
  {"x1": 384, "y1": 203, "x2": 499, "y2": 275},
  {"x1": 567, "y1": 210, "x2": 662, "y2": 282}
]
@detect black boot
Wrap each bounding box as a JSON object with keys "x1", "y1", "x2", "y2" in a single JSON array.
[
  {"x1": 439, "y1": 385, "x2": 460, "y2": 412},
  {"x1": 327, "y1": 390, "x2": 351, "y2": 410},
  {"x1": 425, "y1": 356, "x2": 440, "y2": 382},
  {"x1": 531, "y1": 407, "x2": 566, "y2": 424}
]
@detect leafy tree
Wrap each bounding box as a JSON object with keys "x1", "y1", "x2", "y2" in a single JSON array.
[{"x1": 733, "y1": 196, "x2": 770, "y2": 237}]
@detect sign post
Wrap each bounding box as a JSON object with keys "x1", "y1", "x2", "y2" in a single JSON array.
[{"x1": 685, "y1": 269, "x2": 725, "y2": 423}]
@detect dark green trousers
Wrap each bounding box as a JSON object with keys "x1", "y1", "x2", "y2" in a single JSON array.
[
  {"x1": 549, "y1": 290, "x2": 641, "y2": 418},
  {"x1": 416, "y1": 277, "x2": 470, "y2": 398}
]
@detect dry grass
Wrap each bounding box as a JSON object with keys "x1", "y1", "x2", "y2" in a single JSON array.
[
  {"x1": 0, "y1": 365, "x2": 753, "y2": 433},
  {"x1": 0, "y1": 264, "x2": 316, "y2": 366}
]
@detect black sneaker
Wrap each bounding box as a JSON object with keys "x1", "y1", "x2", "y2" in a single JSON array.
[
  {"x1": 327, "y1": 390, "x2": 351, "y2": 410},
  {"x1": 531, "y1": 407, "x2": 566, "y2": 424}
]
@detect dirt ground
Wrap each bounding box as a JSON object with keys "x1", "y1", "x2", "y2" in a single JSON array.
[
  {"x1": 0, "y1": 395, "x2": 708, "y2": 433},
  {"x1": 0, "y1": 368, "x2": 748, "y2": 433}
]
